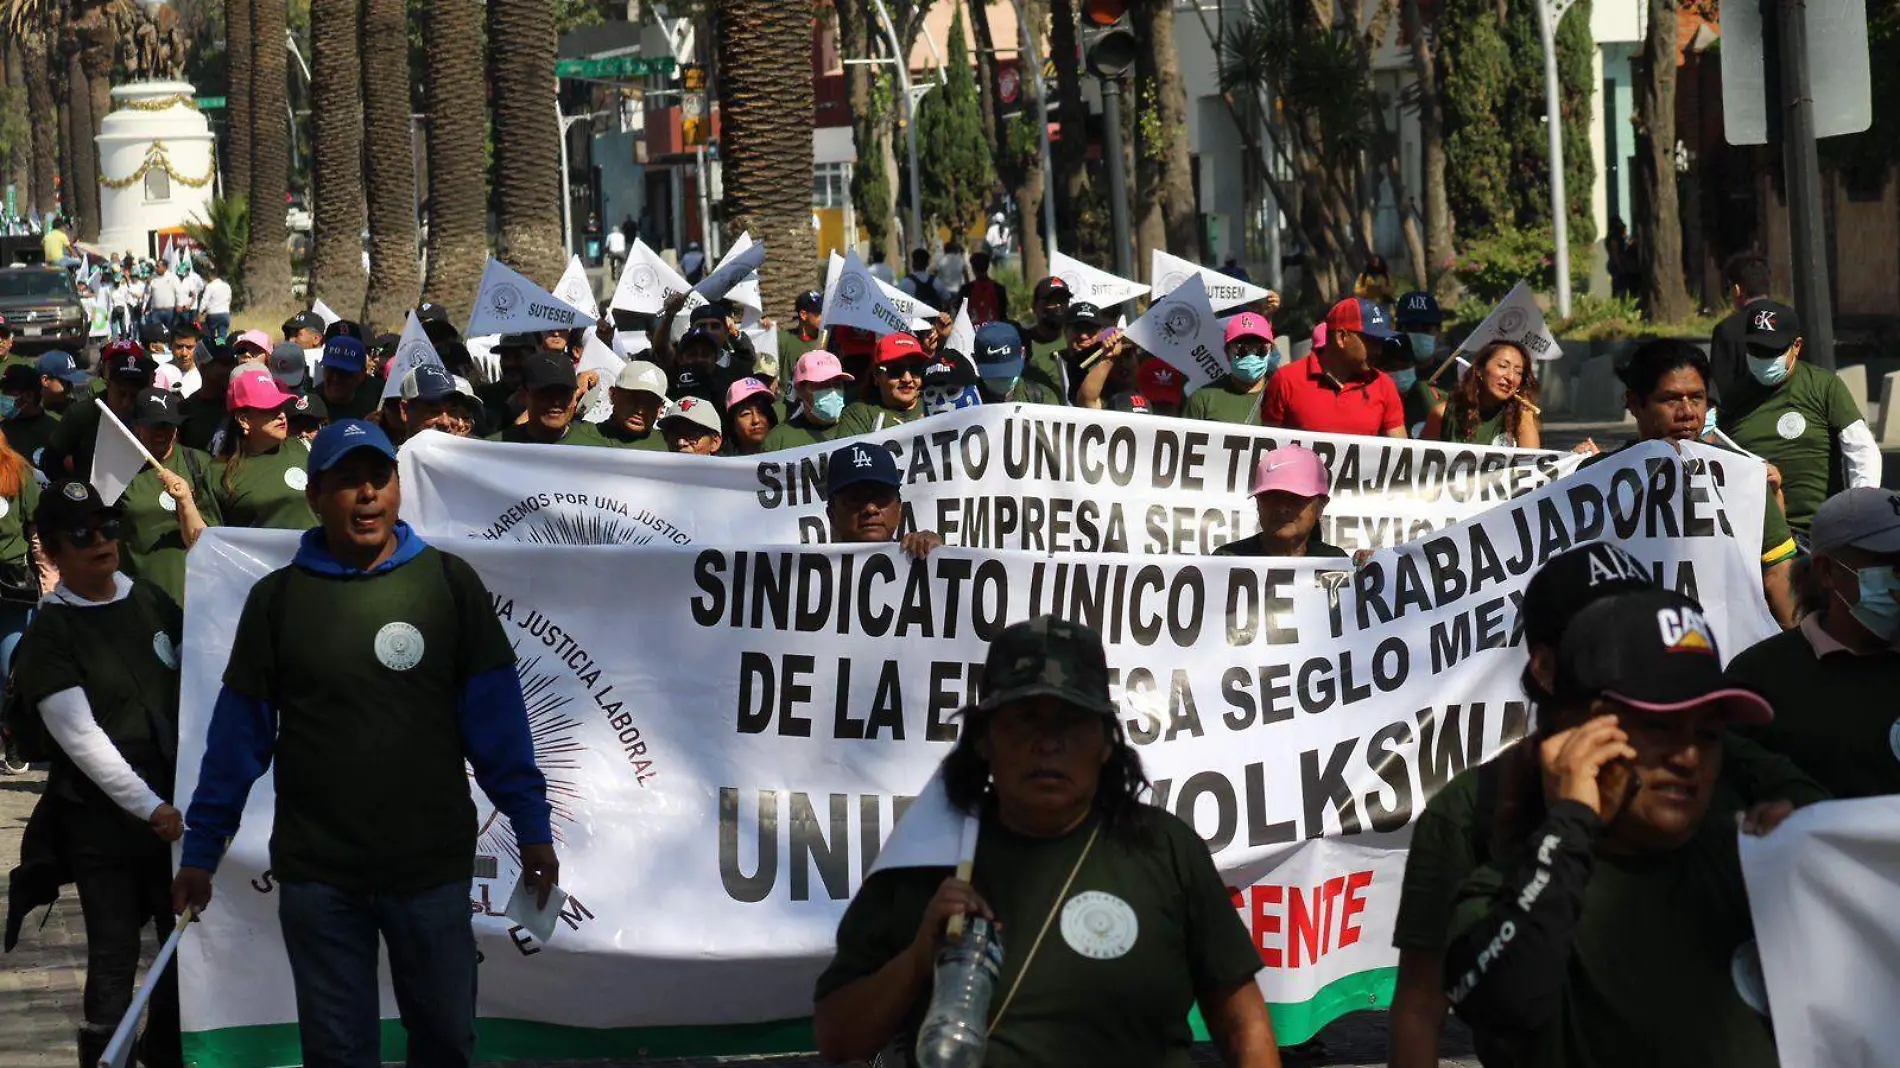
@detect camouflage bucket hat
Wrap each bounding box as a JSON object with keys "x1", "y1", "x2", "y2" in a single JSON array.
[{"x1": 978, "y1": 616, "x2": 1116, "y2": 717}]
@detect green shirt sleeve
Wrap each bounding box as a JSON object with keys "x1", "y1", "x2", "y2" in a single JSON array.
[
  {"x1": 1822, "y1": 370, "x2": 1863, "y2": 432},
  {"x1": 189, "y1": 449, "x2": 224, "y2": 526},
  {"x1": 1761, "y1": 493, "x2": 1796, "y2": 567},
  {"x1": 222, "y1": 572, "x2": 285, "y2": 700},
  {"x1": 1392, "y1": 804, "x2": 1478, "y2": 950},
  {"x1": 1169, "y1": 817, "x2": 1265, "y2": 996},
  {"x1": 813, "y1": 867, "x2": 930, "y2": 1002},
  {"x1": 442, "y1": 550, "x2": 516, "y2": 677}
]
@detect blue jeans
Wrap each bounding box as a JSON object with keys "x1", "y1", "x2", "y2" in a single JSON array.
[
  {"x1": 277, "y1": 879, "x2": 477, "y2": 1068},
  {"x1": 0, "y1": 602, "x2": 31, "y2": 675},
  {"x1": 205, "y1": 313, "x2": 230, "y2": 344}
]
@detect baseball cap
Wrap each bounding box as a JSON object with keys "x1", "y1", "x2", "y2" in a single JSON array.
[
  {"x1": 977, "y1": 616, "x2": 1115, "y2": 717},
  {"x1": 1066, "y1": 301, "x2": 1106, "y2": 328},
  {"x1": 1809, "y1": 487, "x2": 1900, "y2": 557},
  {"x1": 1553, "y1": 589, "x2": 1772, "y2": 725},
  {"x1": 973, "y1": 322, "x2": 1025, "y2": 378},
  {"x1": 874, "y1": 332, "x2": 926, "y2": 366},
  {"x1": 227, "y1": 366, "x2": 300, "y2": 411},
  {"x1": 794, "y1": 350, "x2": 854, "y2": 386},
  {"x1": 795, "y1": 289, "x2": 824, "y2": 314},
  {"x1": 922, "y1": 355, "x2": 977, "y2": 390},
  {"x1": 307, "y1": 419, "x2": 398, "y2": 475},
  {"x1": 1110, "y1": 391, "x2": 1153, "y2": 415},
  {"x1": 753, "y1": 347, "x2": 781, "y2": 383},
  {"x1": 689, "y1": 301, "x2": 729, "y2": 325},
  {"x1": 497, "y1": 332, "x2": 540, "y2": 353},
  {"x1": 1137, "y1": 358, "x2": 1185, "y2": 405},
  {"x1": 725, "y1": 377, "x2": 776, "y2": 411},
  {"x1": 1519, "y1": 541, "x2": 1658, "y2": 649},
  {"x1": 827, "y1": 441, "x2": 902, "y2": 494},
  {"x1": 232, "y1": 329, "x2": 274, "y2": 357},
  {"x1": 1250, "y1": 445, "x2": 1330, "y2": 498},
  {"x1": 416, "y1": 301, "x2": 451, "y2": 326},
  {"x1": 1743, "y1": 300, "x2": 1800, "y2": 352},
  {"x1": 1395, "y1": 291, "x2": 1443, "y2": 330},
  {"x1": 1224, "y1": 312, "x2": 1274, "y2": 346},
  {"x1": 680, "y1": 324, "x2": 720, "y2": 352},
  {"x1": 322, "y1": 319, "x2": 365, "y2": 343},
  {"x1": 402, "y1": 363, "x2": 458, "y2": 402},
  {"x1": 152, "y1": 364, "x2": 185, "y2": 393},
  {"x1": 290, "y1": 391, "x2": 328, "y2": 423},
  {"x1": 268, "y1": 342, "x2": 309, "y2": 387},
  {"x1": 132, "y1": 387, "x2": 184, "y2": 428},
  {"x1": 660, "y1": 395, "x2": 722, "y2": 435},
  {"x1": 0, "y1": 365, "x2": 39, "y2": 393},
  {"x1": 320, "y1": 336, "x2": 369, "y2": 374},
  {"x1": 282, "y1": 311, "x2": 324, "y2": 337},
  {"x1": 104, "y1": 347, "x2": 157, "y2": 386},
  {"x1": 614, "y1": 360, "x2": 669, "y2": 398},
  {"x1": 521, "y1": 352, "x2": 577, "y2": 391},
  {"x1": 1325, "y1": 297, "x2": 1400, "y2": 342},
  {"x1": 34, "y1": 480, "x2": 115, "y2": 533},
  {"x1": 36, "y1": 351, "x2": 91, "y2": 386},
  {"x1": 1033, "y1": 277, "x2": 1072, "y2": 302}
]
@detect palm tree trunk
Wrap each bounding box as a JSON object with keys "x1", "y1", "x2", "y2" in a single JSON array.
[
  {"x1": 713, "y1": 0, "x2": 817, "y2": 318},
  {"x1": 76, "y1": 5, "x2": 116, "y2": 241},
  {"x1": 422, "y1": 0, "x2": 487, "y2": 318},
  {"x1": 225, "y1": 0, "x2": 253, "y2": 200},
  {"x1": 1634, "y1": 0, "x2": 1690, "y2": 321},
  {"x1": 244, "y1": 0, "x2": 294, "y2": 309},
  {"x1": 1048, "y1": 0, "x2": 1089, "y2": 243},
  {"x1": 486, "y1": 0, "x2": 563, "y2": 284},
  {"x1": 307, "y1": 0, "x2": 367, "y2": 318},
  {"x1": 1132, "y1": 0, "x2": 1197, "y2": 265},
  {"x1": 2, "y1": 43, "x2": 28, "y2": 204},
  {"x1": 55, "y1": 53, "x2": 76, "y2": 224},
  {"x1": 974, "y1": 0, "x2": 1046, "y2": 281},
  {"x1": 18, "y1": 31, "x2": 56, "y2": 218},
  {"x1": 64, "y1": 51, "x2": 99, "y2": 240},
  {"x1": 1402, "y1": 0, "x2": 1455, "y2": 299},
  {"x1": 362, "y1": 0, "x2": 419, "y2": 328}
]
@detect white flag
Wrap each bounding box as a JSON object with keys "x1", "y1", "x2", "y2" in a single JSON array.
[
  {"x1": 609, "y1": 238, "x2": 695, "y2": 316},
  {"x1": 825, "y1": 252, "x2": 938, "y2": 332},
  {"x1": 612, "y1": 331, "x2": 652, "y2": 359},
  {"x1": 1050, "y1": 250, "x2": 1149, "y2": 307},
  {"x1": 381, "y1": 312, "x2": 446, "y2": 402},
  {"x1": 576, "y1": 333, "x2": 625, "y2": 424},
  {"x1": 310, "y1": 298, "x2": 343, "y2": 328},
  {"x1": 553, "y1": 256, "x2": 599, "y2": 321},
  {"x1": 945, "y1": 300, "x2": 977, "y2": 359},
  {"x1": 1122, "y1": 274, "x2": 1229, "y2": 390},
  {"x1": 90, "y1": 400, "x2": 158, "y2": 507},
  {"x1": 867, "y1": 770, "x2": 963, "y2": 875},
  {"x1": 726, "y1": 273, "x2": 764, "y2": 315},
  {"x1": 1454, "y1": 280, "x2": 1563, "y2": 362},
  {"x1": 466, "y1": 258, "x2": 597, "y2": 336},
  {"x1": 694, "y1": 233, "x2": 767, "y2": 305},
  {"x1": 1149, "y1": 248, "x2": 1272, "y2": 313},
  {"x1": 741, "y1": 323, "x2": 781, "y2": 367},
  {"x1": 821, "y1": 248, "x2": 922, "y2": 336}
]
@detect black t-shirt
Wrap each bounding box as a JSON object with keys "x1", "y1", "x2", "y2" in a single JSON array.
[{"x1": 1212, "y1": 534, "x2": 1348, "y2": 559}]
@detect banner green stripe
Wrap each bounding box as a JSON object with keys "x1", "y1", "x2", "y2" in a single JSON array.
[{"x1": 183, "y1": 968, "x2": 1396, "y2": 1066}]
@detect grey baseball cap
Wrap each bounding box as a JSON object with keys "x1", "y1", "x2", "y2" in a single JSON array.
[{"x1": 1810, "y1": 488, "x2": 1900, "y2": 557}]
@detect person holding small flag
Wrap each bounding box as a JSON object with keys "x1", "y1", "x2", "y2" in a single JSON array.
[
  {"x1": 1015, "y1": 278, "x2": 1072, "y2": 403},
  {"x1": 114, "y1": 388, "x2": 216, "y2": 605},
  {"x1": 762, "y1": 350, "x2": 853, "y2": 451},
  {"x1": 1181, "y1": 313, "x2": 1278, "y2": 425},
  {"x1": 42, "y1": 341, "x2": 154, "y2": 480},
  {"x1": 211, "y1": 368, "x2": 315, "y2": 530},
  {"x1": 1425, "y1": 341, "x2": 1541, "y2": 448}
]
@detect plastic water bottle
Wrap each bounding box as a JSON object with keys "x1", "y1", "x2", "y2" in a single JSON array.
[{"x1": 914, "y1": 916, "x2": 1004, "y2": 1068}]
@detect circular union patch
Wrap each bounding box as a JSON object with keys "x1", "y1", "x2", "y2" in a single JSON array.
[
  {"x1": 374, "y1": 621, "x2": 425, "y2": 671},
  {"x1": 1060, "y1": 891, "x2": 1139, "y2": 960}
]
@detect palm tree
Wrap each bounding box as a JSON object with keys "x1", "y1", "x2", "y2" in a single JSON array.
[
  {"x1": 486, "y1": 0, "x2": 563, "y2": 285},
  {"x1": 62, "y1": 48, "x2": 100, "y2": 240},
  {"x1": 361, "y1": 0, "x2": 419, "y2": 327},
  {"x1": 0, "y1": 0, "x2": 59, "y2": 219},
  {"x1": 307, "y1": 0, "x2": 367, "y2": 317},
  {"x1": 1635, "y1": 0, "x2": 1690, "y2": 321},
  {"x1": 1131, "y1": 0, "x2": 1196, "y2": 264},
  {"x1": 71, "y1": 0, "x2": 118, "y2": 241},
  {"x1": 713, "y1": 0, "x2": 817, "y2": 317},
  {"x1": 1, "y1": 43, "x2": 27, "y2": 202},
  {"x1": 225, "y1": 0, "x2": 253, "y2": 200},
  {"x1": 422, "y1": 0, "x2": 488, "y2": 319},
  {"x1": 243, "y1": 0, "x2": 293, "y2": 309}
]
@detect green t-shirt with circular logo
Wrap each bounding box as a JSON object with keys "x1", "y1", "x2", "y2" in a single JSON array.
[
  {"x1": 1716, "y1": 362, "x2": 1863, "y2": 532},
  {"x1": 119, "y1": 446, "x2": 222, "y2": 604},
  {"x1": 213, "y1": 440, "x2": 316, "y2": 530}
]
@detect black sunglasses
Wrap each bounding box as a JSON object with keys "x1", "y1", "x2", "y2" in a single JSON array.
[
  {"x1": 879, "y1": 362, "x2": 929, "y2": 380},
  {"x1": 66, "y1": 518, "x2": 123, "y2": 549}
]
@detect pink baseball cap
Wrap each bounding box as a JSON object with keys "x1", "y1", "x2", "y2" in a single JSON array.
[
  {"x1": 227, "y1": 366, "x2": 300, "y2": 412},
  {"x1": 1224, "y1": 312, "x2": 1274, "y2": 346},
  {"x1": 1250, "y1": 445, "x2": 1331, "y2": 498},
  {"x1": 794, "y1": 349, "x2": 855, "y2": 386},
  {"x1": 1311, "y1": 322, "x2": 1329, "y2": 350},
  {"x1": 725, "y1": 377, "x2": 775, "y2": 411},
  {"x1": 232, "y1": 329, "x2": 274, "y2": 357}
]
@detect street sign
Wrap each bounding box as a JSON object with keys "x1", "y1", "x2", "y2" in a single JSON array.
[
  {"x1": 555, "y1": 55, "x2": 679, "y2": 81},
  {"x1": 195, "y1": 96, "x2": 226, "y2": 109},
  {"x1": 1722, "y1": 0, "x2": 1871, "y2": 144}
]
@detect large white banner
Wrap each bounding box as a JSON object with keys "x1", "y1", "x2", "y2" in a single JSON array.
[
  {"x1": 400, "y1": 406, "x2": 1587, "y2": 553},
  {"x1": 179, "y1": 441, "x2": 1774, "y2": 1064}
]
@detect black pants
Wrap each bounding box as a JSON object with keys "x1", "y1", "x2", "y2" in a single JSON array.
[{"x1": 66, "y1": 801, "x2": 180, "y2": 1068}]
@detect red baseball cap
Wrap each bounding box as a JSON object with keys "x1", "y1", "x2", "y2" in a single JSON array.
[
  {"x1": 1324, "y1": 297, "x2": 1400, "y2": 341},
  {"x1": 874, "y1": 332, "x2": 926, "y2": 365},
  {"x1": 1137, "y1": 358, "x2": 1186, "y2": 405}
]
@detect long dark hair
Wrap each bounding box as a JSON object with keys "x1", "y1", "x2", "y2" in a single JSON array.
[
  {"x1": 1489, "y1": 695, "x2": 1597, "y2": 860},
  {"x1": 1449, "y1": 341, "x2": 1539, "y2": 443},
  {"x1": 940, "y1": 701, "x2": 1155, "y2": 840}
]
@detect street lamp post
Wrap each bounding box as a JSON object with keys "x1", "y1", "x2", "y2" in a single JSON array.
[
  {"x1": 1534, "y1": 0, "x2": 1575, "y2": 319},
  {"x1": 557, "y1": 108, "x2": 594, "y2": 258},
  {"x1": 868, "y1": 0, "x2": 924, "y2": 253}
]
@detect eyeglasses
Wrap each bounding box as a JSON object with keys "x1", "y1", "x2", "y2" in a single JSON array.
[
  {"x1": 66, "y1": 518, "x2": 122, "y2": 549},
  {"x1": 880, "y1": 363, "x2": 928, "y2": 381}
]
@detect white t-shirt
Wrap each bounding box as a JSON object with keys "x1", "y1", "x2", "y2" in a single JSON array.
[
  {"x1": 605, "y1": 231, "x2": 628, "y2": 257},
  {"x1": 199, "y1": 278, "x2": 232, "y2": 316},
  {"x1": 146, "y1": 273, "x2": 180, "y2": 310}
]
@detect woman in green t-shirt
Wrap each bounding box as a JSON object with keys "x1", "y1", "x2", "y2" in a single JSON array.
[
  {"x1": 1426, "y1": 342, "x2": 1542, "y2": 449},
  {"x1": 813, "y1": 618, "x2": 1280, "y2": 1068},
  {"x1": 211, "y1": 367, "x2": 316, "y2": 530},
  {"x1": 722, "y1": 377, "x2": 779, "y2": 457},
  {"x1": 834, "y1": 333, "x2": 930, "y2": 438},
  {"x1": 0, "y1": 425, "x2": 43, "y2": 679}
]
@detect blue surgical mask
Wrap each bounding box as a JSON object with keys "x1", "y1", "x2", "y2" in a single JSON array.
[
  {"x1": 1748, "y1": 350, "x2": 1791, "y2": 386},
  {"x1": 981, "y1": 375, "x2": 1019, "y2": 399},
  {"x1": 1390, "y1": 368, "x2": 1418, "y2": 393},
  {"x1": 0, "y1": 395, "x2": 15, "y2": 420},
  {"x1": 1406, "y1": 332, "x2": 1437, "y2": 362},
  {"x1": 1848, "y1": 565, "x2": 1900, "y2": 641},
  {"x1": 1231, "y1": 353, "x2": 1272, "y2": 385},
  {"x1": 810, "y1": 387, "x2": 847, "y2": 424}
]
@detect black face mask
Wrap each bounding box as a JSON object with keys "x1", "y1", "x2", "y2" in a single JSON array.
[{"x1": 66, "y1": 518, "x2": 123, "y2": 549}]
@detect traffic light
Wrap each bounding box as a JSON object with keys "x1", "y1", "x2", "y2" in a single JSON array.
[{"x1": 1081, "y1": 0, "x2": 1137, "y2": 79}]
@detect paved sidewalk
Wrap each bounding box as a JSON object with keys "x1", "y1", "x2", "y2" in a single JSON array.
[{"x1": 0, "y1": 769, "x2": 1475, "y2": 1068}]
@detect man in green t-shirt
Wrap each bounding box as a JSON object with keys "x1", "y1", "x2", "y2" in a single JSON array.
[
  {"x1": 43, "y1": 341, "x2": 154, "y2": 482},
  {"x1": 117, "y1": 388, "x2": 218, "y2": 605},
  {"x1": 971, "y1": 322, "x2": 1060, "y2": 406},
  {"x1": 589, "y1": 360, "x2": 669, "y2": 450},
  {"x1": 393, "y1": 364, "x2": 480, "y2": 443},
  {"x1": 178, "y1": 341, "x2": 238, "y2": 453},
  {"x1": 1714, "y1": 301, "x2": 1880, "y2": 537},
  {"x1": 484, "y1": 352, "x2": 606, "y2": 446},
  {"x1": 1442, "y1": 587, "x2": 1803, "y2": 1068},
  {"x1": 175, "y1": 419, "x2": 557, "y2": 1068},
  {"x1": 777, "y1": 289, "x2": 826, "y2": 368},
  {"x1": 762, "y1": 350, "x2": 852, "y2": 451},
  {"x1": 1729, "y1": 488, "x2": 1900, "y2": 798},
  {"x1": 1016, "y1": 276, "x2": 1072, "y2": 403},
  {"x1": 1181, "y1": 312, "x2": 1276, "y2": 425},
  {"x1": 30, "y1": 350, "x2": 92, "y2": 418},
  {"x1": 1212, "y1": 445, "x2": 1349, "y2": 559},
  {"x1": 658, "y1": 395, "x2": 724, "y2": 455},
  {"x1": 1, "y1": 362, "x2": 66, "y2": 476},
  {"x1": 312, "y1": 336, "x2": 385, "y2": 423}
]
